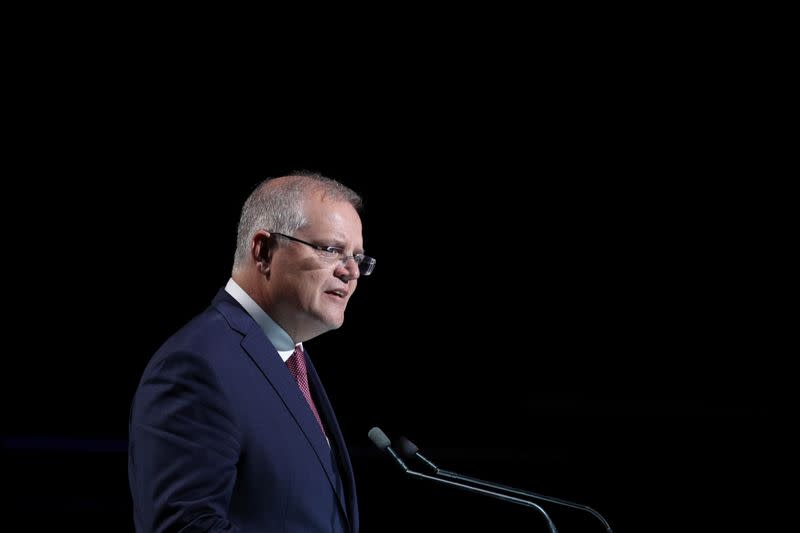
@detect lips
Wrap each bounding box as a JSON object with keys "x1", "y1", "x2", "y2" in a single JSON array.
[{"x1": 324, "y1": 289, "x2": 348, "y2": 299}]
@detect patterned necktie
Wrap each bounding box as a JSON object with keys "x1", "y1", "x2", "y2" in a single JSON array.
[{"x1": 286, "y1": 346, "x2": 328, "y2": 438}]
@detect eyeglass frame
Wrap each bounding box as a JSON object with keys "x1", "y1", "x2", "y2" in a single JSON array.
[{"x1": 269, "y1": 231, "x2": 376, "y2": 276}]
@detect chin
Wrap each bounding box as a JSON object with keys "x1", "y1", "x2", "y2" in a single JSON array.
[
  {"x1": 327, "y1": 314, "x2": 346, "y2": 330},
  {"x1": 327, "y1": 317, "x2": 345, "y2": 330},
  {"x1": 312, "y1": 312, "x2": 345, "y2": 333}
]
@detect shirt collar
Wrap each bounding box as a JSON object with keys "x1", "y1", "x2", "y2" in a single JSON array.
[{"x1": 225, "y1": 278, "x2": 301, "y2": 363}]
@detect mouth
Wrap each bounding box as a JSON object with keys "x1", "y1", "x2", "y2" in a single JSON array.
[{"x1": 324, "y1": 289, "x2": 348, "y2": 300}]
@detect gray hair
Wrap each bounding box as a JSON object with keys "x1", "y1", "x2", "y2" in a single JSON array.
[{"x1": 232, "y1": 170, "x2": 362, "y2": 271}]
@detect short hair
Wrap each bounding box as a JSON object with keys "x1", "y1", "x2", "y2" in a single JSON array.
[{"x1": 232, "y1": 170, "x2": 362, "y2": 270}]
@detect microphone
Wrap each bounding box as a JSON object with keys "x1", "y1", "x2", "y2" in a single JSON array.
[
  {"x1": 368, "y1": 427, "x2": 558, "y2": 533},
  {"x1": 395, "y1": 435, "x2": 613, "y2": 533},
  {"x1": 367, "y1": 426, "x2": 409, "y2": 471}
]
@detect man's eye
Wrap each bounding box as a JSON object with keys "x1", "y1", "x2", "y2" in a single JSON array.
[{"x1": 321, "y1": 247, "x2": 342, "y2": 256}]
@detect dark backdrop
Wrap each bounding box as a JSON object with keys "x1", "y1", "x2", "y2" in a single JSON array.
[{"x1": 1, "y1": 83, "x2": 779, "y2": 531}]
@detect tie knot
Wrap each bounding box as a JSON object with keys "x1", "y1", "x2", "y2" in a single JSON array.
[
  {"x1": 287, "y1": 346, "x2": 307, "y2": 380},
  {"x1": 285, "y1": 345, "x2": 328, "y2": 439}
]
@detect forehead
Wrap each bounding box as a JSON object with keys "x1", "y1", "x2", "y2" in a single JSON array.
[{"x1": 302, "y1": 194, "x2": 363, "y2": 235}]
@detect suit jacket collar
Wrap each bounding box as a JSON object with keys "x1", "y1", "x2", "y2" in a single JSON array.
[
  {"x1": 211, "y1": 288, "x2": 354, "y2": 530},
  {"x1": 306, "y1": 355, "x2": 359, "y2": 529}
]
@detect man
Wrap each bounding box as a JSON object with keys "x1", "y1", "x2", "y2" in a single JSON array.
[{"x1": 128, "y1": 171, "x2": 374, "y2": 532}]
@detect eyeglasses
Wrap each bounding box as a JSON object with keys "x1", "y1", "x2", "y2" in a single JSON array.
[{"x1": 271, "y1": 232, "x2": 376, "y2": 276}]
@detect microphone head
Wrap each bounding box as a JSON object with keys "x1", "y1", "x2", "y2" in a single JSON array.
[
  {"x1": 367, "y1": 427, "x2": 392, "y2": 450},
  {"x1": 396, "y1": 435, "x2": 419, "y2": 458}
]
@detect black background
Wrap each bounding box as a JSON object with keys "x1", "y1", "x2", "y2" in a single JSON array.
[{"x1": 0, "y1": 30, "x2": 783, "y2": 531}]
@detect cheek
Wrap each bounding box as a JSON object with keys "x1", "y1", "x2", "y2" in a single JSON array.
[{"x1": 300, "y1": 274, "x2": 327, "y2": 300}]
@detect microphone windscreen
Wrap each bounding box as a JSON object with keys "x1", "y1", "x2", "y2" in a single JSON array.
[
  {"x1": 396, "y1": 436, "x2": 419, "y2": 457},
  {"x1": 367, "y1": 427, "x2": 391, "y2": 450}
]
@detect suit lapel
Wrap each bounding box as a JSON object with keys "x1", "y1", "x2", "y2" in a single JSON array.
[
  {"x1": 306, "y1": 355, "x2": 358, "y2": 529},
  {"x1": 213, "y1": 289, "x2": 353, "y2": 530},
  {"x1": 241, "y1": 332, "x2": 343, "y2": 483}
]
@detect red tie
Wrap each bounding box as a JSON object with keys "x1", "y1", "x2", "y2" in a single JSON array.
[{"x1": 286, "y1": 346, "x2": 327, "y2": 438}]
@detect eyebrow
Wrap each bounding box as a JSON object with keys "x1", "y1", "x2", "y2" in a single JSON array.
[{"x1": 326, "y1": 236, "x2": 365, "y2": 255}]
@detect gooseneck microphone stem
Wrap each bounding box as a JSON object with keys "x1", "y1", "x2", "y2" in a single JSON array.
[
  {"x1": 368, "y1": 427, "x2": 558, "y2": 533},
  {"x1": 435, "y1": 467, "x2": 612, "y2": 533},
  {"x1": 385, "y1": 446, "x2": 409, "y2": 472},
  {"x1": 403, "y1": 468, "x2": 559, "y2": 533},
  {"x1": 397, "y1": 436, "x2": 612, "y2": 533},
  {"x1": 412, "y1": 450, "x2": 439, "y2": 472}
]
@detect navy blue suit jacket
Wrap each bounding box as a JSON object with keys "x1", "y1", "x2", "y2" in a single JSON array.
[{"x1": 129, "y1": 289, "x2": 359, "y2": 532}]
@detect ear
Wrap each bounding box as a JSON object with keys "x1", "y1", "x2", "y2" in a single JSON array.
[{"x1": 252, "y1": 230, "x2": 272, "y2": 273}]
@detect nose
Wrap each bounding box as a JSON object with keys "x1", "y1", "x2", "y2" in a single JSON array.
[{"x1": 335, "y1": 256, "x2": 360, "y2": 281}]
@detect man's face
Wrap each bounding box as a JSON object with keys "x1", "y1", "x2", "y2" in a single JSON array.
[{"x1": 266, "y1": 193, "x2": 364, "y2": 342}]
